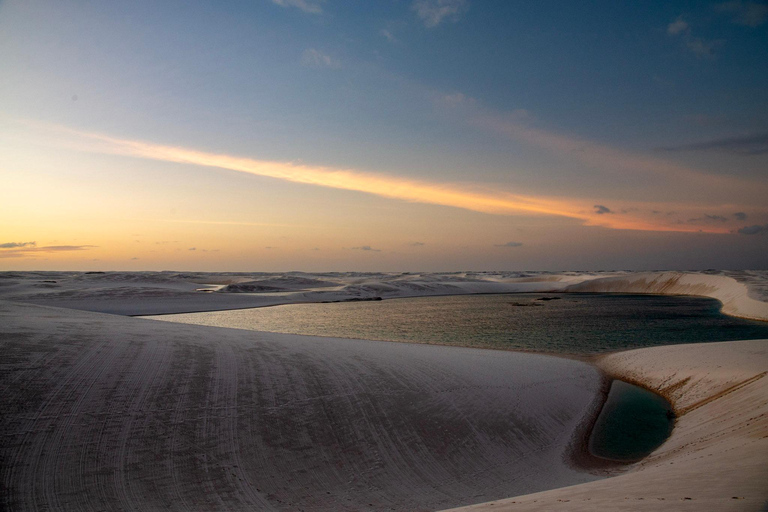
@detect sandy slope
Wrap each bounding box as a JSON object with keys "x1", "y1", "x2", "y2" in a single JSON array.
[
  {"x1": 2, "y1": 270, "x2": 768, "y2": 511},
  {"x1": 444, "y1": 339, "x2": 768, "y2": 511},
  {"x1": 0, "y1": 301, "x2": 604, "y2": 511}
]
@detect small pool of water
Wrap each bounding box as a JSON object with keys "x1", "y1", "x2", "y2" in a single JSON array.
[{"x1": 589, "y1": 380, "x2": 675, "y2": 461}]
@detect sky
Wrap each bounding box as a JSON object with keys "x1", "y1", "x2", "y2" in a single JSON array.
[{"x1": 1, "y1": 0, "x2": 767, "y2": 271}]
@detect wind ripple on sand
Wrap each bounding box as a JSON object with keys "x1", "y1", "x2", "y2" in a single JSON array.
[{"x1": 0, "y1": 301, "x2": 604, "y2": 511}]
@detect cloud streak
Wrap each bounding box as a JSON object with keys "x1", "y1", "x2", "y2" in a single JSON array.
[
  {"x1": 738, "y1": 224, "x2": 768, "y2": 235},
  {"x1": 594, "y1": 205, "x2": 613, "y2": 215},
  {"x1": 666, "y1": 17, "x2": 722, "y2": 58},
  {"x1": 716, "y1": 1, "x2": 768, "y2": 27},
  {"x1": 162, "y1": 219, "x2": 303, "y2": 227},
  {"x1": 0, "y1": 241, "x2": 36, "y2": 249},
  {"x1": 30, "y1": 123, "x2": 750, "y2": 234},
  {"x1": 412, "y1": 0, "x2": 468, "y2": 28},
  {"x1": 453, "y1": 96, "x2": 767, "y2": 208},
  {"x1": 659, "y1": 133, "x2": 768, "y2": 155},
  {"x1": 0, "y1": 244, "x2": 97, "y2": 258},
  {"x1": 301, "y1": 48, "x2": 340, "y2": 69},
  {"x1": 687, "y1": 214, "x2": 728, "y2": 224},
  {"x1": 270, "y1": 0, "x2": 323, "y2": 15}
]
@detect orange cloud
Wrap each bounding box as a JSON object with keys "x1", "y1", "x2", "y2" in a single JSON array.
[
  {"x1": 0, "y1": 244, "x2": 98, "y2": 258},
  {"x1": 27, "y1": 122, "x2": 741, "y2": 234}
]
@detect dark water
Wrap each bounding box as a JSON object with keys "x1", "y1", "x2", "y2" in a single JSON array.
[
  {"x1": 153, "y1": 293, "x2": 768, "y2": 354},
  {"x1": 589, "y1": 380, "x2": 675, "y2": 461}
]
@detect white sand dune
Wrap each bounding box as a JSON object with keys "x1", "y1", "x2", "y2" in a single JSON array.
[
  {"x1": 564, "y1": 271, "x2": 768, "y2": 322},
  {"x1": 0, "y1": 300, "x2": 604, "y2": 511},
  {"x1": 1, "y1": 269, "x2": 767, "y2": 510},
  {"x1": 445, "y1": 339, "x2": 768, "y2": 511}
]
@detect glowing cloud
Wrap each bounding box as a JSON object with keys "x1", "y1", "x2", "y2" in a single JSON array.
[
  {"x1": 29, "y1": 123, "x2": 742, "y2": 234},
  {"x1": 0, "y1": 244, "x2": 97, "y2": 258}
]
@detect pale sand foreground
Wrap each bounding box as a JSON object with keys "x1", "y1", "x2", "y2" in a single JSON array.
[
  {"x1": 2, "y1": 270, "x2": 768, "y2": 511},
  {"x1": 0, "y1": 301, "x2": 604, "y2": 511},
  {"x1": 444, "y1": 339, "x2": 768, "y2": 511}
]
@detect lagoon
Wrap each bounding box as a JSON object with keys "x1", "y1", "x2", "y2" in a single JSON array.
[{"x1": 148, "y1": 293, "x2": 768, "y2": 354}]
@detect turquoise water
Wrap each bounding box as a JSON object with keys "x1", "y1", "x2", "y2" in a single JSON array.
[
  {"x1": 152, "y1": 293, "x2": 768, "y2": 354},
  {"x1": 589, "y1": 380, "x2": 675, "y2": 461}
]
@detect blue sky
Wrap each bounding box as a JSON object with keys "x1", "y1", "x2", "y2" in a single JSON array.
[{"x1": 1, "y1": 0, "x2": 767, "y2": 270}]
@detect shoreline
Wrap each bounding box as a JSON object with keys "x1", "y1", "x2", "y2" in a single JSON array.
[{"x1": 131, "y1": 289, "x2": 746, "y2": 318}]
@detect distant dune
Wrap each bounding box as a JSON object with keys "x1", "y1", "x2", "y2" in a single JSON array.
[{"x1": 1, "y1": 269, "x2": 766, "y2": 318}]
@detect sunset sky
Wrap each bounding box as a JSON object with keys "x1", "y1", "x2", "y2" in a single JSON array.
[{"x1": 1, "y1": 0, "x2": 767, "y2": 271}]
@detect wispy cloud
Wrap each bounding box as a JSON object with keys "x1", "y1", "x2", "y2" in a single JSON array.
[
  {"x1": 442, "y1": 94, "x2": 762, "y2": 203},
  {"x1": 659, "y1": 133, "x2": 768, "y2": 155},
  {"x1": 495, "y1": 241, "x2": 523, "y2": 248},
  {"x1": 412, "y1": 0, "x2": 468, "y2": 28},
  {"x1": 684, "y1": 36, "x2": 722, "y2": 58},
  {"x1": 352, "y1": 245, "x2": 381, "y2": 252},
  {"x1": 28, "y1": 122, "x2": 753, "y2": 234},
  {"x1": 380, "y1": 29, "x2": 399, "y2": 44},
  {"x1": 301, "y1": 48, "x2": 340, "y2": 69},
  {"x1": 473, "y1": 111, "x2": 699, "y2": 182},
  {"x1": 0, "y1": 241, "x2": 36, "y2": 249},
  {"x1": 0, "y1": 244, "x2": 97, "y2": 258},
  {"x1": 734, "y1": 212, "x2": 748, "y2": 220},
  {"x1": 594, "y1": 205, "x2": 613, "y2": 215},
  {"x1": 688, "y1": 214, "x2": 728, "y2": 224},
  {"x1": 38, "y1": 125, "x2": 589, "y2": 218},
  {"x1": 437, "y1": 92, "x2": 478, "y2": 109},
  {"x1": 43, "y1": 245, "x2": 97, "y2": 251},
  {"x1": 162, "y1": 219, "x2": 303, "y2": 227},
  {"x1": 715, "y1": 1, "x2": 768, "y2": 27},
  {"x1": 667, "y1": 17, "x2": 722, "y2": 58},
  {"x1": 409, "y1": 241, "x2": 425, "y2": 247},
  {"x1": 270, "y1": 0, "x2": 323, "y2": 15},
  {"x1": 667, "y1": 18, "x2": 689, "y2": 35},
  {"x1": 738, "y1": 224, "x2": 768, "y2": 235}
]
